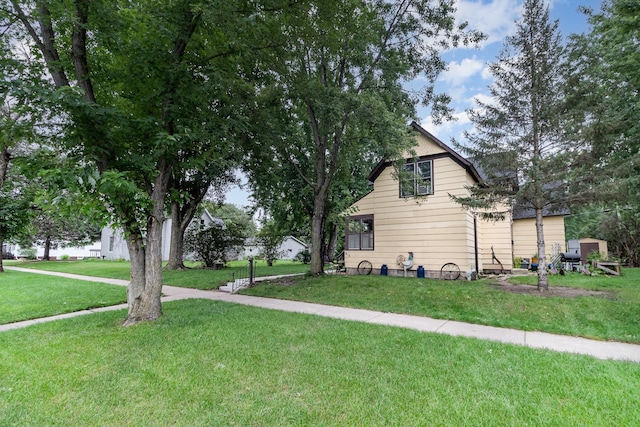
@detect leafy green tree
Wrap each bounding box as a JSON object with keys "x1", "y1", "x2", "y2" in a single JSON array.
[
  {"x1": 0, "y1": 124, "x2": 16, "y2": 271},
  {"x1": 564, "y1": 207, "x2": 605, "y2": 241},
  {"x1": 0, "y1": 172, "x2": 34, "y2": 268},
  {"x1": 245, "y1": 0, "x2": 482, "y2": 275},
  {"x1": 163, "y1": 71, "x2": 251, "y2": 270},
  {"x1": 0, "y1": 41, "x2": 43, "y2": 272},
  {"x1": 256, "y1": 221, "x2": 285, "y2": 267},
  {"x1": 14, "y1": 149, "x2": 106, "y2": 260},
  {"x1": 28, "y1": 208, "x2": 102, "y2": 260},
  {"x1": 184, "y1": 221, "x2": 244, "y2": 267},
  {"x1": 2, "y1": 0, "x2": 265, "y2": 323},
  {"x1": 453, "y1": 0, "x2": 573, "y2": 291},
  {"x1": 598, "y1": 209, "x2": 640, "y2": 267},
  {"x1": 165, "y1": 168, "x2": 237, "y2": 271},
  {"x1": 203, "y1": 202, "x2": 257, "y2": 239},
  {"x1": 564, "y1": 0, "x2": 640, "y2": 264}
]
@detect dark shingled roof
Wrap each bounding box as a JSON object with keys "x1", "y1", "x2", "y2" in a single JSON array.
[{"x1": 512, "y1": 205, "x2": 570, "y2": 219}]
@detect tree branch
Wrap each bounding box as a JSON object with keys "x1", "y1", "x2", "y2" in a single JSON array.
[
  {"x1": 71, "y1": 0, "x2": 96, "y2": 102},
  {"x1": 9, "y1": 0, "x2": 70, "y2": 87}
]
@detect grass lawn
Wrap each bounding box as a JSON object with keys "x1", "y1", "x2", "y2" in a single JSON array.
[
  {"x1": 0, "y1": 270, "x2": 126, "y2": 324},
  {"x1": 8, "y1": 259, "x2": 310, "y2": 289},
  {"x1": 241, "y1": 269, "x2": 640, "y2": 344},
  {"x1": 1, "y1": 299, "x2": 639, "y2": 426}
]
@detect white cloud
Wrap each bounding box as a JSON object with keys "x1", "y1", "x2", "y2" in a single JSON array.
[
  {"x1": 440, "y1": 57, "x2": 485, "y2": 86},
  {"x1": 454, "y1": 0, "x2": 522, "y2": 47},
  {"x1": 481, "y1": 64, "x2": 493, "y2": 80},
  {"x1": 420, "y1": 110, "x2": 472, "y2": 145},
  {"x1": 469, "y1": 92, "x2": 495, "y2": 107},
  {"x1": 448, "y1": 84, "x2": 469, "y2": 101}
]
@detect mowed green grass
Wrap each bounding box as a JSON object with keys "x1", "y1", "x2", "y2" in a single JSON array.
[
  {"x1": 1, "y1": 299, "x2": 639, "y2": 426},
  {"x1": 7, "y1": 260, "x2": 640, "y2": 343},
  {"x1": 0, "y1": 270, "x2": 126, "y2": 324},
  {"x1": 242, "y1": 269, "x2": 640, "y2": 343},
  {"x1": 9, "y1": 259, "x2": 310, "y2": 289}
]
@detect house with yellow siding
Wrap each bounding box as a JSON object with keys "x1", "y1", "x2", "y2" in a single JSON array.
[{"x1": 343, "y1": 122, "x2": 566, "y2": 278}]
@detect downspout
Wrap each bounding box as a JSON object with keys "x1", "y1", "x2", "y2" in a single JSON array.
[{"x1": 474, "y1": 215, "x2": 479, "y2": 279}]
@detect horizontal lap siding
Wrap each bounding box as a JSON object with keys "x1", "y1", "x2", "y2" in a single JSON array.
[
  {"x1": 345, "y1": 148, "x2": 476, "y2": 273},
  {"x1": 479, "y1": 215, "x2": 513, "y2": 271},
  {"x1": 512, "y1": 216, "x2": 566, "y2": 260}
]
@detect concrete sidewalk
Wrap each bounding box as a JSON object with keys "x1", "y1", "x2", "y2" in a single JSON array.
[{"x1": 4, "y1": 266, "x2": 640, "y2": 363}]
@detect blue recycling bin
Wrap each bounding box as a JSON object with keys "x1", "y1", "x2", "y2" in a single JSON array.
[
  {"x1": 417, "y1": 265, "x2": 425, "y2": 278},
  {"x1": 381, "y1": 264, "x2": 388, "y2": 276}
]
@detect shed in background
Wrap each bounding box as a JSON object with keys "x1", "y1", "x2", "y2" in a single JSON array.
[{"x1": 567, "y1": 238, "x2": 608, "y2": 264}]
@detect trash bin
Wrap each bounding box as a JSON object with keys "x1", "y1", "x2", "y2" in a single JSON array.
[
  {"x1": 381, "y1": 264, "x2": 388, "y2": 276},
  {"x1": 417, "y1": 265, "x2": 425, "y2": 278}
]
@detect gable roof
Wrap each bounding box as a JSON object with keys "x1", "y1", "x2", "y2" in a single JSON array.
[
  {"x1": 367, "y1": 121, "x2": 482, "y2": 183},
  {"x1": 201, "y1": 208, "x2": 225, "y2": 227},
  {"x1": 244, "y1": 236, "x2": 308, "y2": 247}
]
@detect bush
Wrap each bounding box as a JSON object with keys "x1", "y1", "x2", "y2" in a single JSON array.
[
  {"x1": 184, "y1": 222, "x2": 244, "y2": 268},
  {"x1": 19, "y1": 247, "x2": 37, "y2": 260},
  {"x1": 60, "y1": 254, "x2": 70, "y2": 261},
  {"x1": 295, "y1": 249, "x2": 311, "y2": 264}
]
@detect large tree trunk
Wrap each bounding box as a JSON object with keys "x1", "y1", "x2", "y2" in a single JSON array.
[
  {"x1": 43, "y1": 235, "x2": 51, "y2": 260},
  {"x1": 124, "y1": 220, "x2": 164, "y2": 325},
  {"x1": 0, "y1": 146, "x2": 9, "y2": 186},
  {"x1": 325, "y1": 220, "x2": 338, "y2": 263},
  {"x1": 0, "y1": 147, "x2": 8, "y2": 273},
  {"x1": 310, "y1": 195, "x2": 327, "y2": 275},
  {"x1": 535, "y1": 207, "x2": 548, "y2": 291},
  {"x1": 165, "y1": 192, "x2": 206, "y2": 270},
  {"x1": 0, "y1": 230, "x2": 5, "y2": 273},
  {"x1": 165, "y1": 202, "x2": 186, "y2": 270},
  {"x1": 123, "y1": 163, "x2": 171, "y2": 325},
  {"x1": 125, "y1": 234, "x2": 149, "y2": 324}
]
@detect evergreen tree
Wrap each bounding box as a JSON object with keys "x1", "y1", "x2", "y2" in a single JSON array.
[
  {"x1": 453, "y1": 0, "x2": 573, "y2": 290},
  {"x1": 565, "y1": 0, "x2": 640, "y2": 265}
]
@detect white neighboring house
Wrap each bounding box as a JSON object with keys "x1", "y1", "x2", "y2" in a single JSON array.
[
  {"x1": 101, "y1": 209, "x2": 222, "y2": 261},
  {"x1": 3, "y1": 242, "x2": 101, "y2": 260},
  {"x1": 243, "y1": 236, "x2": 308, "y2": 261}
]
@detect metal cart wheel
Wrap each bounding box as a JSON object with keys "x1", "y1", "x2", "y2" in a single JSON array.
[
  {"x1": 440, "y1": 262, "x2": 460, "y2": 280},
  {"x1": 357, "y1": 260, "x2": 373, "y2": 275}
]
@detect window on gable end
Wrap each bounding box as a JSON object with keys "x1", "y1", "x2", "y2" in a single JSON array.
[
  {"x1": 400, "y1": 160, "x2": 433, "y2": 198},
  {"x1": 416, "y1": 160, "x2": 433, "y2": 195},
  {"x1": 400, "y1": 163, "x2": 415, "y2": 197}
]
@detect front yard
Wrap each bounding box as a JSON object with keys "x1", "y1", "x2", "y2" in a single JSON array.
[
  {"x1": 1, "y1": 263, "x2": 640, "y2": 425},
  {"x1": 1, "y1": 299, "x2": 639, "y2": 426},
  {"x1": 6, "y1": 259, "x2": 310, "y2": 289},
  {"x1": 241, "y1": 269, "x2": 640, "y2": 344},
  {"x1": 0, "y1": 270, "x2": 126, "y2": 324},
  {"x1": 4, "y1": 260, "x2": 639, "y2": 344}
]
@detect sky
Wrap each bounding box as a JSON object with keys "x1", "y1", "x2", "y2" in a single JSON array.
[
  {"x1": 419, "y1": 0, "x2": 603, "y2": 144},
  {"x1": 225, "y1": 0, "x2": 604, "y2": 208}
]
